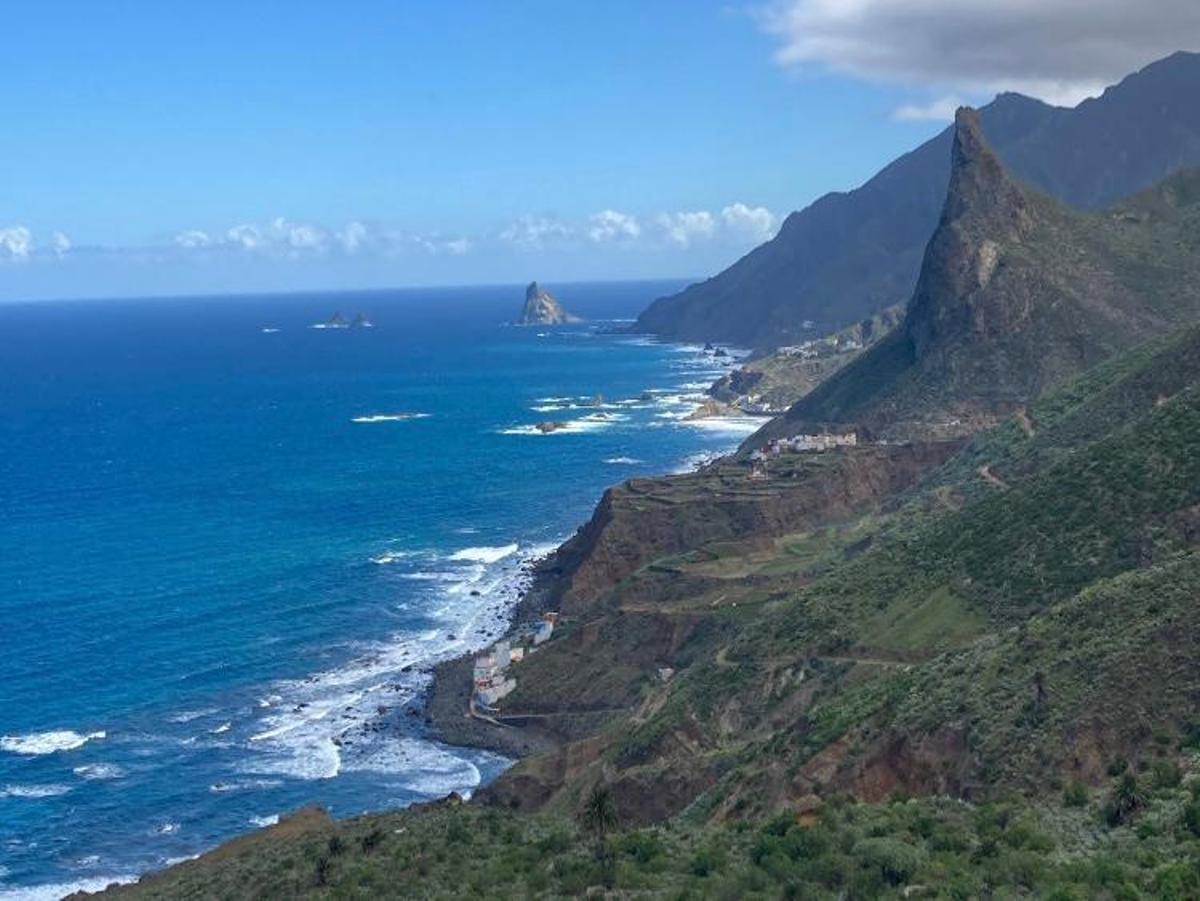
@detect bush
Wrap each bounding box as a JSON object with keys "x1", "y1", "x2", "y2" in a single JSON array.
[
  {"x1": 855, "y1": 837, "x2": 926, "y2": 886},
  {"x1": 1151, "y1": 759, "x2": 1182, "y2": 789},
  {"x1": 1063, "y1": 781, "x2": 1090, "y2": 807},
  {"x1": 1182, "y1": 800, "x2": 1200, "y2": 837},
  {"x1": 616, "y1": 830, "x2": 663, "y2": 865}
]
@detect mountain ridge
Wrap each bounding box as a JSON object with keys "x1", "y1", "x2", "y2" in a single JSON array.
[{"x1": 634, "y1": 51, "x2": 1200, "y2": 348}]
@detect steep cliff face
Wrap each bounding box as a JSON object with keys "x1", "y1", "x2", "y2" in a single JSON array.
[
  {"x1": 634, "y1": 51, "x2": 1200, "y2": 347},
  {"x1": 518, "y1": 281, "x2": 580, "y2": 325},
  {"x1": 542, "y1": 442, "x2": 963, "y2": 617}
]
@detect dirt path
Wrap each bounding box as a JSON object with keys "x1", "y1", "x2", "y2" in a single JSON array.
[
  {"x1": 978, "y1": 464, "x2": 1009, "y2": 489},
  {"x1": 1015, "y1": 408, "x2": 1035, "y2": 438}
]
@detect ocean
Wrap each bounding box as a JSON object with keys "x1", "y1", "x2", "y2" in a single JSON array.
[{"x1": 0, "y1": 282, "x2": 758, "y2": 898}]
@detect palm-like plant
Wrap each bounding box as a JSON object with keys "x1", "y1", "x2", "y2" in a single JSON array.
[{"x1": 580, "y1": 784, "x2": 618, "y2": 846}]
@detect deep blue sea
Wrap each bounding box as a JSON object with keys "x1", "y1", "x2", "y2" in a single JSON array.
[{"x1": 0, "y1": 282, "x2": 757, "y2": 898}]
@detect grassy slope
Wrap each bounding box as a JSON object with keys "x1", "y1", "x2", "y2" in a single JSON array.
[{"x1": 112, "y1": 780, "x2": 1200, "y2": 899}]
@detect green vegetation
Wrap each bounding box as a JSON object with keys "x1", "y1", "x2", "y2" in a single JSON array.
[{"x1": 120, "y1": 785, "x2": 1200, "y2": 899}]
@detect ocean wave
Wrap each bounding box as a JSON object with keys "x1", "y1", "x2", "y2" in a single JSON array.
[
  {"x1": 0, "y1": 783, "x2": 73, "y2": 799},
  {"x1": 208, "y1": 779, "x2": 284, "y2": 793},
  {"x1": 72, "y1": 763, "x2": 125, "y2": 781},
  {"x1": 604, "y1": 456, "x2": 644, "y2": 465},
  {"x1": 210, "y1": 722, "x2": 231, "y2": 735},
  {"x1": 370, "y1": 549, "x2": 413, "y2": 565},
  {"x1": 351, "y1": 413, "x2": 430, "y2": 424},
  {"x1": 500, "y1": 413, "x2": 625, "y2": 436},
  {"x1": 0, "y1": 730, "x2": 106, "y2": 756},
  {"x1": 448, "y1": 544, "x2": 518, "y2": 564},
  {"x1": 249, "y1": 814, "x2": 280, "y2": 828},
  {"x1": 167, "y1": 708, "x2": 217, "y2": 724},
  {"x1": 235, "y1": 540, "x2": 543, "y2": 786},
  {"x1": 154, "y1": 822, "x2": 180, "y2": 836},
  {"x1": 0, "y1": 876, "x2": 138, "y2": 901},
  {"x1": 678, "y1": 416, "x2": 765, "y2": 436}
]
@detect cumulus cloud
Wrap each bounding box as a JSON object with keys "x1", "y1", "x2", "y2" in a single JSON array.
[
  {"x1": 762, "y1": 0, "x2": 1200, "y2": 107},
  {"x1": 499, "y1": 216, "x2": 574, "y2": 250},
  {"x1": 892, "y1": 95, "x2": 967, "y2": 123},
  {"x1": 0, "y1": 226, "x2": 34, "y2": 261},
  {"x1": 721, "y1": 203, "x2": 778, "y2": 242},
  {"x1": 174, "y1": 229, "x2": 212, "y2": 249},
  {"x1": 656, "y1": 211, "x2": 717, "y2": 247},
  {"x1": 50, "y1": 231, "x2": 72, "y2": 257},
  {"x1": 587, "y1": 209, "x2": 641, "y2": 243}
]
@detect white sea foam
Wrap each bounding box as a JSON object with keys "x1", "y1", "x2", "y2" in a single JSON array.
[
  {"x1": 261, "y1": 327, "x2": 280, "y2": 334},
  {"x1": 0, "y1": 783, "x2": 72, "y2": 799},
  {"x1": 678, "y1": 416, "x2": 765, "y2": 436},
  {"x1": 0, "y1": 730, "x2": 105, "y2": 756},
  {"x1": 0, "y1": 875, "x2": 138, "y2": 901},
  {"x1": 167, "y1": 708, "x2": 217, "y2": 724},
  {"x1": 154, "y1": 822, "x2": 180, "y2": 836},
  {"x1": 208, "y1": 779, "x2": 283, "y2": 793},
  {"x1": 500, "y1": 412, "x2": 625, "y2": 436},
  {"x1": 235, "y1": 539, "x2": 544, "y2": 787},
  {"x1": 211, "y1": 722, "x2": 231, "y2": 735},
  {"x1": 73, "y1": 763, "x2": 125, "y2": 781},
  {"x1": 351, "y1": 413, "x2": 430, "y2": 424},
  {"x1": 370, "y1": 549, "x2": 414, "y2": 565},
  {"x1": 448, "y1": 544, "x2": 518, "y2": 564},
  {"x1": 604, "y1": 456, "x2": 643, "y2": 465},
  {"x1": 249, "y1": 813, "x2": 280, "y2": 828}
]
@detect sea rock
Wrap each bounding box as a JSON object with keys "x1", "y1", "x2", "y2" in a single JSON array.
[{"x1": 519, "y1": 282, "x2": 581, "y2": 325}]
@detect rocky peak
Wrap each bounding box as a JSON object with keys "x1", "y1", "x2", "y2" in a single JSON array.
[
  {"x1": 519, "y1": 281, "x2": 580, "y2": 325},
  {"x1": 905, "y1": 107, "x2": 1033, "y2": 359}
]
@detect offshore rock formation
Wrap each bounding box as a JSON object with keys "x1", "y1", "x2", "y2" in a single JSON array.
[{"x1": 518, "y1": 282, "x2": 580, "y2": 325}]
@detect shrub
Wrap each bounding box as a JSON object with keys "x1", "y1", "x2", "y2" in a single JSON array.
[
  {"x1": 1063, "y1": 781, "x2": 1090, "y2": 807},
  {"x1": 855, "y1": 837, "x2": 926, "y2": 886},
  {"x1": 1103, "y1": 773, "x2": 1145, "y2": 827},
  {"x1": 1182, "y1": 800, "x2": 1200, "y2": 837},
  {"x1": 1151, "y1": 759, "x2": 1182, "y2": 789}
]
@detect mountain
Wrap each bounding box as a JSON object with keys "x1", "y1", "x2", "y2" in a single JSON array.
[
  {"x1": 751, "y1": 106, "x2": 1200, "y2": 444},
  {"x1": 634, "y1": 51, "x2": 1200, "y2": 348},
  {"x1": 518, "y1": 281, "x2": 580, "y2": 325}
]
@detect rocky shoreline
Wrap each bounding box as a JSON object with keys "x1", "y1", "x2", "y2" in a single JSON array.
[{"x1": 422, "y1": 556, "x2": 566, "y2": 761}]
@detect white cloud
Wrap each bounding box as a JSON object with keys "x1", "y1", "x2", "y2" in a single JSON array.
[
  {"x1": 51, "y1": 231, "x2": 72, "y2": 256},
  {"x1": 720, "y1": 203, "x2": 778, "y2": 242},
  {"x1": 272, "y1": 217, "x2": 326, "y2": 252},
  {"x1": 444, "y1": 238, "x2": 472, "y2": 256},
  {"x1": 499, "y1": 216, "x2": 574, "y2": 250},
  {"x1": 891, "y1": 95, "x2": 966, "y2": 122},
  {"x1": 174, "y1": 229, "x2": 212, "y2": 249},
  {"x1": 587, "y1": 209, "x2": 641, "y2": 243},
  {"x1": 337, "y1": 221, "x2": 370, "y2": 253},
  {"x1": 762, "y1": 0, "x2": 1200, "y2": 106},
  {"x1": 656, "y1": 211, "x2": 716, "y2": 247},
  {"x1": 0, "y1": 226, "x2": 34, "y2": 261},
  {"x1": 225, "y1": 224, "x2": 262, "y2": 250}
]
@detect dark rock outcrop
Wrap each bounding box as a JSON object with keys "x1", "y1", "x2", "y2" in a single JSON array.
[{"x1": 518, "y1": 281, "x2": 580, "y2": 325}]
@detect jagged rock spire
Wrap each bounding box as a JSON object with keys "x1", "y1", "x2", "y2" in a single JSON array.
[{"x1": 906, "y1": 107, "x2": 1032, "y2": 358}]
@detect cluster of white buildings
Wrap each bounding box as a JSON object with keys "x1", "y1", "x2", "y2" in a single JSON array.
[
  {"x1": 472, "y1": 612, "x2": 559, "y2": 710},
  {"x1": 777, "y1": 334, "x2": 863, "y2": 360},
  {"x1": 750, "y1": 432, "x2": 858, "y2": 463}
]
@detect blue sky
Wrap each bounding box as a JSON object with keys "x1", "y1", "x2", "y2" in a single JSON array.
[{"x1": 1, "y1": 0, "x2": 1194, "y2": 300}]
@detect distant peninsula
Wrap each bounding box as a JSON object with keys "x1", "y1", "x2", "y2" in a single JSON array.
[{"x1": 518, "y1": 281, "x2": 580, "y2": 325}]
